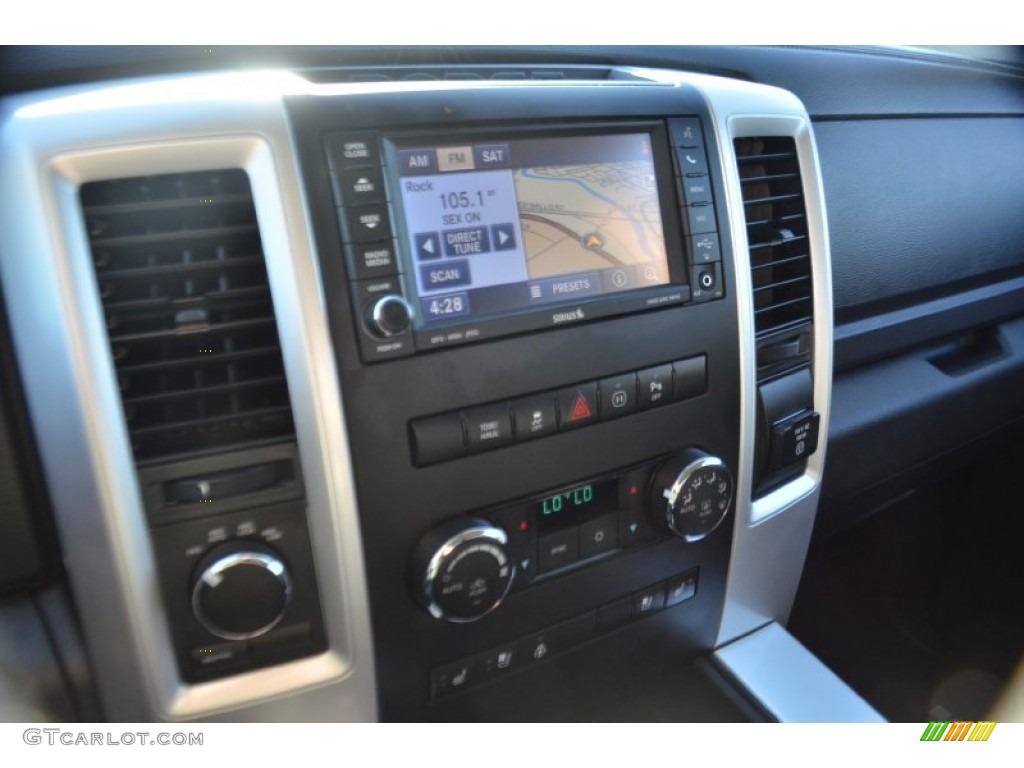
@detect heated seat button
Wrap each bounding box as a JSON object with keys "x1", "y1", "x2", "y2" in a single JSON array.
[
  {"x1": 637, "y1": 364, "x2": 674, "y2": 410},
  {"x1": 464, "y1": 404, "x2": 513, "y2": 454},
  {"x1": 478, "y1": 642, "x2": 519, "y2": 678},
  {"x1": 598, "y1": 373, "x2": 638, "y2": 420},
  {"x1": 632, "y1": 585, "x2": 666, "y2": 618},
  {"x1": 556, "y1": 382, "x2": 598, "y2": 430},
  {"x1": 665, "y1": 570, "x2": 699, "y2": 607},
  {"x1": 431, "y1": 657, "x2": 476, "y2": 698},
  {"x1": 579, "y1": 513, "x2": 619, "y2": 559},
  {"x1": 410, "y1": 413, "x2": 465, "y2": 466},
  {"x1": 538, "y1": 528, "x2": 579, "y2": 573}
]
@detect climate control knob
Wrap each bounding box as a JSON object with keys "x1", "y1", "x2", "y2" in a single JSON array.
[
  {"x1": 367, "y1": 294, "x2": 411, "y2": 338},
  {"x1": 651, "y1": 449, "x2": 733, "y2": 542},
  {"x1": 191, "y1": 542, "x2": 292, "y2": 640},
  {"x1": 412, "y1": 518, "x2": 515, "y2": 623}
]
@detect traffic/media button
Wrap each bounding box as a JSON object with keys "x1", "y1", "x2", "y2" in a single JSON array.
[
  {"x1": 538, "y1": 528, "x2": 579, "y2": 573},
  {"x1": 511, "y1": 392, "x2": 558, "y2": 442},
  {"x1": 556, "y1": 383, "x2": 598, "y2": 429},
  {"x1": 463, "y1": 403, "x2": 513, "y2": 454},
  {"x1": 579, "y1": 513, "x2": 619, "y2": 559},
  {"x1": 597, "y1": 372, "x2": 638, "y2": 420},
  {"x1": 637, "y1": 364, "x2": 674, "y2": 410}
]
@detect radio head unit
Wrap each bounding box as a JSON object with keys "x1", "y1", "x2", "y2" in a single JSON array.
[
  {"x1": 390, "y1": 127, "x2": 680, "y2": 328},
  {"x1": 327, "y1": 117, "x2": 720, "y2": 361}
]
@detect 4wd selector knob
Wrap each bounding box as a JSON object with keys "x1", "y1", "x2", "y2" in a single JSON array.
[
  {"x1": 367, "y1": 294, "x2": 411, "y2": 338},
  {"x1": 412, "y1": 518, "x2": 515, "y2": 623},
  {"x1": 651, "y1": 449, "x2": 733, "y2": 542},
  {"x1": 191, "y1": 542, "x2": 292, "y2": 640}
]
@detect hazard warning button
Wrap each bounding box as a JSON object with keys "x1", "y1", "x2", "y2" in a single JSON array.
[{"x1": 556, "y1": 382, "x2": 599, "y2": 430}]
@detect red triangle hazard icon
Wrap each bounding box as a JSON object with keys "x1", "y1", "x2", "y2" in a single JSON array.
[{"x1": 569, "y1": 393, "x2": 593, "y2": 422}]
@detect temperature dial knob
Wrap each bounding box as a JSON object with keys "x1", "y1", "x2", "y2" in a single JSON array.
[
  {"x1": 412, "y1": 518, "x2": 515, "y2": 623},
  {"x1": 190, "y1": 542, "x2": 292, "y2": 641},
  {"x1": 651, "y1": 449, "x2": 733, "y2": 542}
]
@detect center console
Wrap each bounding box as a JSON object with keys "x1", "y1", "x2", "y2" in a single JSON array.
[
  {"x1": 290, "y1": 84, "x2": 744, "y2": 720},
  {"x1": 2, "y1": 66, "x2": 839, "y2": 721}
]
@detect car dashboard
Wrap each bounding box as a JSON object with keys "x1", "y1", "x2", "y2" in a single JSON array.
[{"x1": 0, "y1": 46, "x2": 1021, "y2": 723}]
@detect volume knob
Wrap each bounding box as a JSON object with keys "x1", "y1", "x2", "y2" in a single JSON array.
[
  {"x1": 367, "y1": 294, "x2": 411, "y2": 338},
  {"x1": 191, "y1": 542, "x2": 292, "y2": 640}
]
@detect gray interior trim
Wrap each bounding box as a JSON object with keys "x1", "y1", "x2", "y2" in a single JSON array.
[
  {"x1": 0, "y1": 73, "x2": 377, "y2": 721},
  {"x1": 715, "y1": 623, "x2": 884, "y2": 722},
  {"x1": 629, "y1": 69, "x2": 834, "y2": 646}
]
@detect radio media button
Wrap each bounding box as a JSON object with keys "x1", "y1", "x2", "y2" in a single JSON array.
[
  {"x1": 684, "y1": 204, "x2": 717, "y2": 237},
  {"x1": 579, "y1": 513, "x2": 619, "y2": 559},
  {"x1": 324, "y1": 133, "x2": 379, "y2": 171},
  {"x1": 464, "y1": 404, "x2": 513, "y2": 454},
  {"x1": 597, "y1": 372, "x2": 638, "y2": 420},
  {"x1": 673, "y1": 355, "x2": 708, "y2": 401},
  {"x1": 669, "y1": 118, "x2": 704, "y2": 149},
  {"x1": 556, "y1": 382, "x2": 598, "y2": 430},
  {"x1": 347, "y1": 240, "x2": 399, "y2": 280},
  {"x1": 511, "y1": 392, "x2": 558, "y2": 442},
  {"x1": 538, "y1": 528, "x2": 579, "y2": 573},
  {"x1": 637, "y1": 364, "x2": 674, "y2": 410},
  {"x1": 410, "y1": 413, "x2": 466, "y2": 466}
]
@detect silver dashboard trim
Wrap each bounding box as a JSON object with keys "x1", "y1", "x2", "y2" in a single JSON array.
[
  {"x1": 629, "y1": 69, "x2": 834, "y2": 645},
  {"x1": 1, "y1": 66, "x2": 834, "y2": 721},
  {"x1": 715, "y1": 623, "x2": 884, "y2": 722},
  {"x1": 0, "y1": 75, "x2": 379, "y2": 721}
]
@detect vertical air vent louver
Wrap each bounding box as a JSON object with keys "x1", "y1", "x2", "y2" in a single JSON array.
[
  {"x1": 80, "y1": 170, "x2": 295, "y2": 462},
  {"x1": 734, "y1": 136, "x2": 814, "y2": 379}
]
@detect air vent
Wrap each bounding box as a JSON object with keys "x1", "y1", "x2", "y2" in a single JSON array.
[
  {"x1": 735, "y1": 136, "x2": 813, "y2": 378},
  {"x1": 80, "y1": 170, "x2": 295, "y2": 463}
]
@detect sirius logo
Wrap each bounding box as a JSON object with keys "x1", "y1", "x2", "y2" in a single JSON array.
[{"x1": 552, "y1": 308, "x2": 585, "y2": 324}]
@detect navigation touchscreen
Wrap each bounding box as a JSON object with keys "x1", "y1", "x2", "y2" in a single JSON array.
[{"x1": 392, "y1": 132, "x2": 673, "y2": 326}]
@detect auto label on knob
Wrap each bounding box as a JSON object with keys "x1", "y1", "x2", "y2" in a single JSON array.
[
  {"x1": 655, "y1": 452, "x2": 734, "y2": 543},
  {"x1": 416, "y1": 522, "x2": 515, "y2": 623}
]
